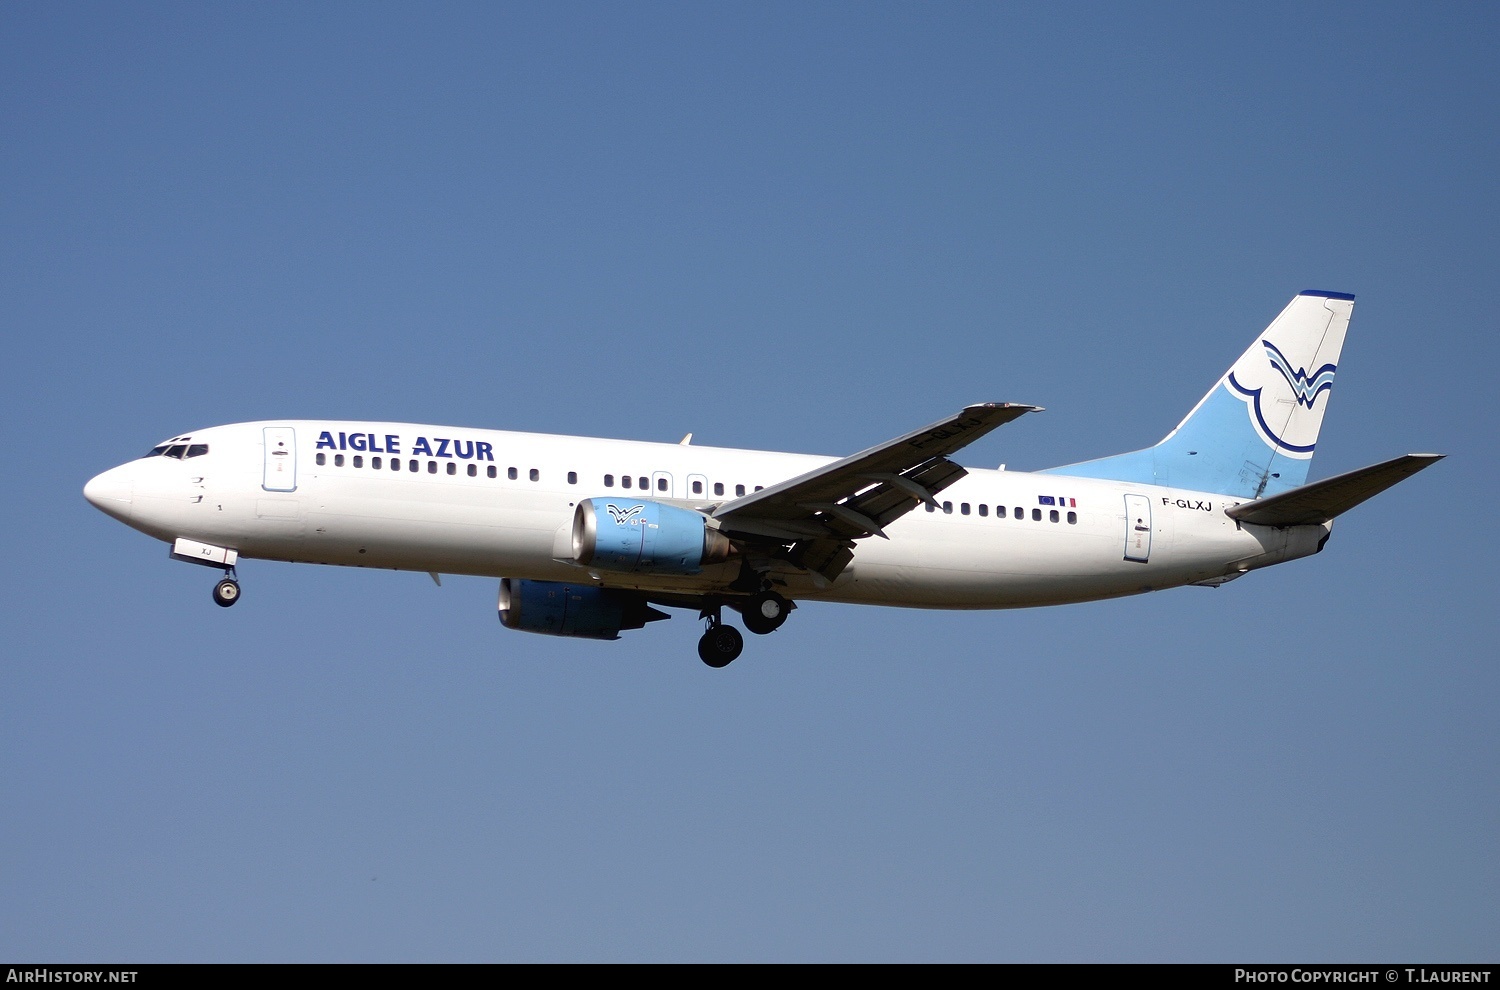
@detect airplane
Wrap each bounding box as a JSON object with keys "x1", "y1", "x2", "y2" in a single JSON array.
[{"x1": 83, "y1": 290, "x2": 1441, "y2": 667}]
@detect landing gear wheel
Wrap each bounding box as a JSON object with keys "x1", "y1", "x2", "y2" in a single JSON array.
[
  {"x1": 213, "y1": 578, "x2": 240, "y2": 608},
  {"x1": 741, "y1": 591, "x2": 789, "y2": 635},
  {"x1": 698, "y1": 623, "x2": 744, "y2": 668}
]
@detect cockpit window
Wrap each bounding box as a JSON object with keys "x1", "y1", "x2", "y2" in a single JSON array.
[{"x1": 145, "y1": 442, "x2": 209, "y2": 459}]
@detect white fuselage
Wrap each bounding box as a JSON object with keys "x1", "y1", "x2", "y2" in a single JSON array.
[{"x1": 84, "y1": 420, "x2": 1328, "y2": 610}]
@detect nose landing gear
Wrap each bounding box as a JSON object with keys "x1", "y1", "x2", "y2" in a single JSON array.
[{"x1": 212, "y1": 568, "x2": 240, "y2": 608}]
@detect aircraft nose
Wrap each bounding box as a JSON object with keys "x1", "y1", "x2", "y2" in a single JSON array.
[{"x1": 84, "y1": 465, "x2": 135, "y2": 519}]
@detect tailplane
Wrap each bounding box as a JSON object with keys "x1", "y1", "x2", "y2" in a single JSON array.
[
  {"x1": 1044, "y1": 291, "x2": 1354, "y2": 499},
  {"x1": 1224, "y1": 453, "x2": 1443, "y2": 526}
]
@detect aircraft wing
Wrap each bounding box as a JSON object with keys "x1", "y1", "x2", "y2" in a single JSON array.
[
  {"x1": 1225, "y1": 453, "x2": 1444, "y2": 527},
  {"x1": 712, "y1": 402, "x2": 1040, "y2": 583}
]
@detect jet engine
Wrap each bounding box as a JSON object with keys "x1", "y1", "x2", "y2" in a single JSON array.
[
  {"x1": 571, "y1": 498, "x2": 732, "y2": 575},
  {"x1": 498, "y1": 578, "x2": 667, "y2": 640}
]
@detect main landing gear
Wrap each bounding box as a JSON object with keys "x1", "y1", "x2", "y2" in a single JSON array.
[
  {"x1": 212, "y1": 568, "x2": 241, "y2": 608},
  {"x1": 697, "y1": 615, "x2": 743, "y2": 668},
  {"x1": 739, "y1": 590, "x2": 790, "y2": 636},
  {"x1": 696, "y1": 590, "x2": 793, "y2": 667}
]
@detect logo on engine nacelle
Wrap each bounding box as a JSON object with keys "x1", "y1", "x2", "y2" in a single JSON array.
[{"x1": 605, "y1": 503, "x2": 645, "y2": 525}]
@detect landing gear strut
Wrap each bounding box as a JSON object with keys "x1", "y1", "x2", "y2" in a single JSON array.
[
  {"x1": 697, "y1": 604, "x2": 743, "y2": 668},
  {"x1": 212, "y1": 568, "x2": 240, "y2": 608}
]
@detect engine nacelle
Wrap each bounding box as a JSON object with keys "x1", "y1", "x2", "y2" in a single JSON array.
[
  {"x1": 571, "y1": 498, "x2": 732, "y2": 575},
  {"x1": 498, "y1": 578, "x2": 665, "y2": 640}
]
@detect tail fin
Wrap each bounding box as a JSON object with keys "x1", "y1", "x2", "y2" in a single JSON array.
[{"x1": 1043, "y1": 290, "x2": 1354, "y2": 499}]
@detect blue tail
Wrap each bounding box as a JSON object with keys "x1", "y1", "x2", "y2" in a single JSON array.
[{"x1": 1042, "y1": 291, "x2": 1354, "y2": 499}]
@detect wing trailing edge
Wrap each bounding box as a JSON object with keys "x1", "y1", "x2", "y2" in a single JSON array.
[{"x1": 713, "y1": 402, "x2": 1040, "y2": 583}]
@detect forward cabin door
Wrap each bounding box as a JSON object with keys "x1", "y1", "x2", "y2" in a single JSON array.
[
  {"x1": 1123, "y1": 493, "x2": 1152, "y2": 563},
  {"x1": 262, "y1": 427, "x2": 297, "y2": 492}
]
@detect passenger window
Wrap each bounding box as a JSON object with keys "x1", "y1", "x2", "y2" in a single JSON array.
[
  {"x1": 1067, "y1": 511, "x2": 1077, "y2": 524},
  {"x1": 692, "y1": 480, "x2": 702, "y2": 495},
  {"x1": 391, "y1": 458, "x2": 400, "y2": 471},
  {"x1": 604, "y1": 474, "x2": 615, "y2": 487},
  {"x1": 568, "y1": 471, "x2": 578, "y2": 485},
  {"x1": 925, "y1": 503, "x2": 935, "y2": 512},
  {"x1": 487, "y1": 465, "x2": 497, "y2": 478},
  {"x1": 372, "y1": 456, "x2": 382, "y2": 469},
  {"x1": 1014, "y1": 507, "x2": 1023, "y2": 519},
  {"x1": 622, "y1": 476, "x2": 632, "y2": 489},
  {"x1": 961, "y1": 503, "x2": 970, "y2": 515},
  {"x1": 447, "y1": 462, "x2": 456, "y2": 475},
  {"x1": 1032, "y1": 508, "x2": 1041, "y2": 521},
  {"x1": 754, "y1": 486, "x2": 763, "y2": 492},
  {"x1": 353, "y1": 455, "x2": 363, "y2": 468},
  {"x1": 335, "y1": 454, "x2": 345, "y2": 467},
  {"x1": 996, "y1": 505, "x2": 1005, "y2": 518},
  {"x1": 530, "y1": 469, "x2": 539, "y2": 482},
  {"x1": 428, "y1": 461, "x2": 437, "y2": 474},
  {"x1": 942, "y1": 501, "x2": 953, "y2": 514},
  {"x1": 657, "y1": 478, "x2": 667, "y2": 492},
  {"x1": 978, "y1": 504, "x2": 988, "y2": 517},
  {"x1": 714, "y1": 482, "x2": 724, "y2": 496},
  {"x1": 508, "y1": 467, "x2": 518, "y2": 480},
  {"x1": 735, "y1": 484, "x2": 746, "y2": 497},
  {"x1": 468, "y1": 464, "x2": 477, "y2": 477},
  {"x1": 638, "y1": 476, "x2": 647, "y2": 489},
  {"x1": 1049, "y1": 509, "x2": 1059, "y2": 523},
  {"x1": 316, "y1": 453, "x2": 326, "y2": 466},
  {"x1": 409, "y1": 459, "x2": 418, "y2": 472}
]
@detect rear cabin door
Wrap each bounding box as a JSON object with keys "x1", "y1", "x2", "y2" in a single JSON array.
[
  {"x1": 1123, "y1": 493, "x2": 1152, "y2": 563},
  {"x1": 262, "y1": 427, "x2": 297, "y2": 492}
]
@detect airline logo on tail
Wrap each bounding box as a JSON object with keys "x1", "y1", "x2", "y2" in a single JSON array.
[
  {"x1": 1226, "y1": 339, "x2": 1338, "y2": 457},
  {"x1": 1262, "y1": 340, "x2": 1337, "y2": 410}
]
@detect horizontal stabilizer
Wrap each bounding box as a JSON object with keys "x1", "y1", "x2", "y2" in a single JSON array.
[{"x1": 1225, "y1": 453, "x2": 1444, "y2": 527}]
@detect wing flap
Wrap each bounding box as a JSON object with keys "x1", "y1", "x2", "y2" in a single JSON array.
[
  {"x1": 1225, "y1": 453, "x2": 1444, "y2": 527},
  {"x1": 715, "y1": 403, "x2": 1037, "y2": 526},
  {"x1": 709, "y1": 403, "x2": 1039, "y2": 584}
]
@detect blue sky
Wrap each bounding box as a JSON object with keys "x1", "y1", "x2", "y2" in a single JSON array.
[{"x1": 3, "y1": 2, "x2": 1496, "y2": 962}]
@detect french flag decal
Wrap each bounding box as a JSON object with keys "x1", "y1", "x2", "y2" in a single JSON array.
[{"x1": 1038, "y1": 495, "x2": 1077, "y2": 507}]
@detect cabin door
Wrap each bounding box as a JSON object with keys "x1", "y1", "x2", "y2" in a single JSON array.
[
  {"x1": 262, "y1": 427, "x2": 297, "y2": 492},
  {"x1": 1123, "y1": 493, "x2": 1152, "y2": 563}
]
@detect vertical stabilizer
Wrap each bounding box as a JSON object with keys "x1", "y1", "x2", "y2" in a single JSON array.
[{"x1": 1043, "y1": 291, "x2": 1353, "y2": 498}]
